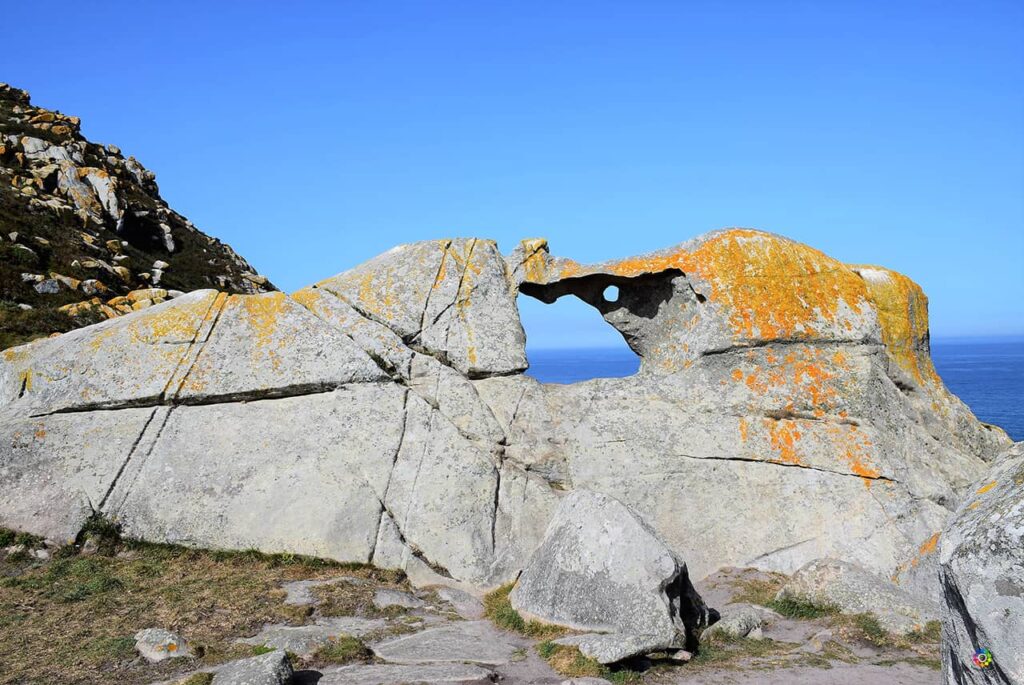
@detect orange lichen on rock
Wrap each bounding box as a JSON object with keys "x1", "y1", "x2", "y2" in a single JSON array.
[
  {"x1": 826, "y1": 423, "x2": 881, "y2": 486},
  {"x1": 852, "y1": 265, "x2": 939, "y2": 387},
  {"x1": 731, "y1": 346, "x2": 848, "y2": 415},
  {"x1": 976, "y1": 481, "x2": 997, "y2": 495},
  {"x1": 239, "y1": 293, "x2": 292, "y2": 370},
  {"x1": 763, "y1": 418, "x2": 805, "y2": 465},
  {"x1": 521, "y1": 229, "x2": 873, "y2": 342},
  {"x1": 918, "y1": 532, "x2": 940, "y2": 556}
]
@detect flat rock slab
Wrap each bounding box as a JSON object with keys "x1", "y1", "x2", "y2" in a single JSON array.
[
  {"x1": 236, "y1": 617, "x2": 385, "y2": 657},
  {"x1": 373, "y1": 589, "x2": 425, "y2": 610},
  {"x1": 435, "y1": 586, "x2": 485, "y2": 619},
  {"x1": 212, "y1": 649, "x2": 292, "y2": 685},
  {"x1": 317, "y1": 662, "x2": 495, "y2": 685},
  {"x1": 371, "y1": 620, "x2": 522, "y2": 666}
]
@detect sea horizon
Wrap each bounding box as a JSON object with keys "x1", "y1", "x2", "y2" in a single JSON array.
[{"x1": 524, "y1": 336, "x2": 1024, "y2": 442}]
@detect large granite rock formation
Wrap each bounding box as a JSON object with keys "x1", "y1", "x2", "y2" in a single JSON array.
[
  {"x1": 940, "y1": 442, "x2": 1023, "y2": 684},
  {"x1": 0, "y1": 231, "x2": 1012, "y2": 606}
]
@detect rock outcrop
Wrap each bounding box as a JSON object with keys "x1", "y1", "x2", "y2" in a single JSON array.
[
  {"x1": 776, "y1": 558, "x2": 938, "y2": 635},
  {"x1": 510, "y1": 489, "x2": 712, "y2": 663},
  {"x1": 940, "y1": 442, "x2": 1023, "y2": 684},
  {"x1": 0, "y1": 82, "x2": 272, "y2": 349},
  {"x1": 0, "y1": 231, "x2": 1011, "y2": 614}
]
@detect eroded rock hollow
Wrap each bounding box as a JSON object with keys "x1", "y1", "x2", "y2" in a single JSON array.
[{"x1": 0, "y1": 230, "x2": 1011, "y2": 604}]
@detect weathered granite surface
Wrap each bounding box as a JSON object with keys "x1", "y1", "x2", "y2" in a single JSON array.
[
  {"x1": 940, "y1": 442, "x2": 1023, "y2": 685},
  {"x1": 0, "y1": 230, "x2": 1012, "y2": 612}
]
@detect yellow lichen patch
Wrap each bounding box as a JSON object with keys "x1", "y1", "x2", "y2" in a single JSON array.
[
  {"x1": 238, "y1": 293, "x2": 292, "y2": 371},
  {"x1": 738, "y1": 417, "x2": 749, "y2": 442},
  {"x1": 975, "y1": 481, "x2": 997, "y2": 495},
  {"x1": 852, "y1": 265, "x2": 939, "y2": 387}
]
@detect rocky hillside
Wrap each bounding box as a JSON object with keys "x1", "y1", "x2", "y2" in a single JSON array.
[{"x1": 0, "y1": 83, "x2": 273, "y2": 348}]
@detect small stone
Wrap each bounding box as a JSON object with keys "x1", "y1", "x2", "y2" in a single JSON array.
[
  {"x1": 668, "y1": 649, "x2": 693, "y2": 662},
  {"x1": 105, "y1": 239, "x2": 122, "y2": 253},
  {"x1": 134, "y1": 627, "x2": 190, "y2": 662},
  {"x1": 32, "y1": 548, "x2": 49, "y2": 560},
  {"x1": 33, "y1": 279, "x2": 63, "y2": 294},
  {"x1": 153, "y1": 260, "x2": 169, "y2": 270},
  {"x1": 370, "y1": 621, "x2": 520, "y2": 666}
]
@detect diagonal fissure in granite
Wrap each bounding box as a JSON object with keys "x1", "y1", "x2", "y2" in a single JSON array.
[{"x1": 100, "y1": 405, "x2": 176, "y2": 517}]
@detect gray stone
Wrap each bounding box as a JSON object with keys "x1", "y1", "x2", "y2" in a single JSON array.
[
  {"x1": 436, "y1": 586, "x2": 485, "y2": 619},
  {"x1": 703, "y1": 603, "x2": 778, "y2": 639},
  {"x1": 0, "y1": 406, "x2": 158, "y2": 542},
  {"x1": 173, "y1": 291, "x2": 387, "y2": 403},
  {"x1": 940, "y1": 442, "x2": 1024, "y2": 684},
  {"x1": 314, "y1": 238, "x2": 527, "y2": 377},
  {"x1": 510, "y1": 489, "x2": 712, "y2": 663},
  {"x1": 109, "y1": 388, "x2": 405, "y2": 563},
  {"x1": 317, "y1": 663, "x2": 494, "y2": 685},
  {"x1": 776, "y1": 558, "x2": 938, "y2": 635},
  {"x1": 560, "y1": 679, "x2": 614, "y2": 685},
  {"x1": 134, "y1": 627, "x2": 190, "y2": 662},
  {"x1": 32, "y1": 278, "x2": 62, "y2": 294},
  {"x1": 236, "y1": 617, "x2": 385, "y2": 657},
  {"x1": 370, "y1": 620, "x2": 521, "y2": 665},
  {"x1": 373, "y1": 589, "x2": 425, "y2": 610},
  {"x1": 212, "y1": 650, "x2": 292, "y2": 685}
]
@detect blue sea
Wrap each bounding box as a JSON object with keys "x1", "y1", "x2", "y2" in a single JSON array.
[{"x1": 525, "y1": 338, "x2": 1024, "y2": 442}]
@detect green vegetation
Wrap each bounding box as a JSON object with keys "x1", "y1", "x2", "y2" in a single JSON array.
[
  {"x1": 176, "y1": 674, "x2": 214, "y2": 685},
  {"x1": 311, "y1": 634, "x2": 373, "y2": 664},
  {"x1": 767, "y1": 595, "x2": 840, "y2": 620},
  {"x1": 483, "y1": 583, "x2": 568, "y2": 639},
  {"x1": 536, "y1": 641, "x2": 641, "y2": 684}
]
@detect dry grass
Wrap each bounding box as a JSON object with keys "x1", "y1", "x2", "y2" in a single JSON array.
[
  {"x1": 0, "y1": 537, "x2": 382, "y2": 684},
  {"x1": 536, "y1": 642, "x2": 641, "y2": 684}
]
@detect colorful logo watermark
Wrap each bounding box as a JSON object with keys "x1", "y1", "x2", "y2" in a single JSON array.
[{"x1": 972, "y1": 648, "x2": 993, "y2": 669}]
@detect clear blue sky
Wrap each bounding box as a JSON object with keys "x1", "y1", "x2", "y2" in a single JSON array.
[{"x1": 6, "y1": 1, "x2": 1022, "y2": 348}]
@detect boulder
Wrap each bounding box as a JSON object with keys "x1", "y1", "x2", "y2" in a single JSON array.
[
  {"x1": 776, "y1": 558, "x2": 938, "y2": 635},
  {"x1": 212, "y1": 649, "x2": 292, "y2": 685},
  {"x1": 133, "y1": 627, "x2": 190, "y2": 662},
  {"x1": 940, "y1": 442, "x2": 1023, "y2": 684},
  {"x1": 703, "y1": 603, "x2": 779, "y2": 639},
  {"x1": 510, "y1": 490, "x2": 713, "y2": 663}
]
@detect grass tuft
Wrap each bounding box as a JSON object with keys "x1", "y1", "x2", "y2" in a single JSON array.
[
  {"x1": 483, "y1": 583, "x2": 567, "y2": 639},
  {"x1": 311, "y1": 634, "x2": 373, "y2": 664},
  {"x1": 536, "y1": 642, "x2": 641, "y2": 684},
  {"x1": 766, "y1": 595, "x2": 840, "y2": 620}
]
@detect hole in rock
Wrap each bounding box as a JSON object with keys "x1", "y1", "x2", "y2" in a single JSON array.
[
  {"x1": 518, "y1": 291, "x2": 639, "y2": 384},
  {"x1": 603, "y1": 285, "x2": 620, "y2": 303}
]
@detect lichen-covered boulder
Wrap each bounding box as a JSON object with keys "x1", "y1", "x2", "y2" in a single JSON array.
[
  {"x1": 510, "y1": 489, "x2": 713, "y2": 663},
  {"x1": 940, "y1": 442, "x2": 1023, "y2": 685}
]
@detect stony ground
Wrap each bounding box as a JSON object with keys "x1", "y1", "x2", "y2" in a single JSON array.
[{"x1": 0, "y1": 531, "x2": 940, "y2": 684}]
